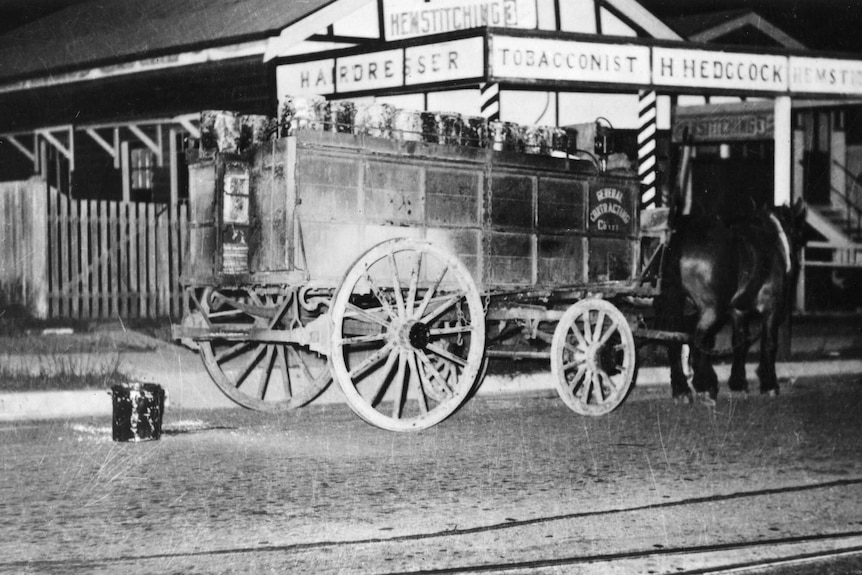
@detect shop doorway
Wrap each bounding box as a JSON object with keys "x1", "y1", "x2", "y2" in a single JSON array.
[{"x1": 689, "y1": 141, "x2": 774, "y2": 221}]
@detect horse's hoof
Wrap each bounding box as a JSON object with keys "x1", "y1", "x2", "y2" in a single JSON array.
[
  {"x1": 673, "y1": 393, "x2": 693, "y2": 405},
  {"x1": 696, "y1": 392, "x2": 716, "y2": 407},
  {"x1": 763, "y1": 388, "x2": 779, "y2": 398}
]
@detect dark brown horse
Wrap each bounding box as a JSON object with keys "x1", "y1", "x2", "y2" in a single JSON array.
[{"x1": 657, "y1": 199, "x2": 806, "y2": 403}]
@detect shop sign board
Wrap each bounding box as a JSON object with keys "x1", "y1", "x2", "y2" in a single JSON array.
[
  {"x1": 672, "y1": 108, "x2": 774, "y2": 143},
  {"x1": 382, "y1": 0, "x2": 536, "y2": 41},
  {"x1": 276, "y1": 36, "x2": 484, "y2": 97},
  {"x1": 489, "y1": 35, "x2": 651, "y2": 87},
  {"x1": 652, "y1": 47, "x2": 788, "y2": 93},
  {"x1": 273, "y1": 30, "x2": 862, "y2": 100},
  {"x1": 790, "y1": 56, "x2": 862, "y2": 95}
]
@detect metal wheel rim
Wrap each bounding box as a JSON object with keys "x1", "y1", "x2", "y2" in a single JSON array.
[
  {"x1": 330, "y1": 238, "x2": 485, "y2": 432},
  {"x1": 550, "y1": 299, "x2": 635, "y2": 416}
]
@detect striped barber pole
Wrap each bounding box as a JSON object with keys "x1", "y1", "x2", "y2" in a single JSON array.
[
  {"x1": 638, "y1": 89, "x2": 658, "y2": 208},
  {"x1": 480, "y1": 83, "x2": 500, "y2": 122}
]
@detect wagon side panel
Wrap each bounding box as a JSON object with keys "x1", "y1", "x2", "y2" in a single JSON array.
[
  {"x1": 537, "y1": 176, "x2": 587, "y2": 286},
  {"x1": 484, "y1": 171, "x2": 535, "y2": 288},
  {"x1": 250, "y1": 140, "x2": 291, "y2": 274},
  {"x1": 186, "y1": 160, "x2": 217, "y2": 283},
  {"x1": 425, "y1": 166, "x2": 483, "y2": 281},
  {"x1": 585, "y1": 177, "x2": 639, "y2": 284}
]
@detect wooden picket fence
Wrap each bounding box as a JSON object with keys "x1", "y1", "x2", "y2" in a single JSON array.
[
  {"x1": 46, "y1": 186, "x2": 188, "y2": 320},
  {"x1": 0, "y1": 178, "x2": 49, "y2": 317}
]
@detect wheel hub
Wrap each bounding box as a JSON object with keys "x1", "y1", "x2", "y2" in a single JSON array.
[{"x1": 406, "y1": 321, "x2": 430, "y2": 350}]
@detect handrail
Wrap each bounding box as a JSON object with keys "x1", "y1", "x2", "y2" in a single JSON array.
[
  {"x1": 830, "y1": 160, "x2": 862, "y2": 237},
  {"x1": 797, "y1": 241, "x2": 862, "y2": 313}
]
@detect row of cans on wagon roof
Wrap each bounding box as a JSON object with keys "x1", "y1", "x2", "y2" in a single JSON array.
[{"x1": 199, "y1": 96, "x2": 579, "y2": 158}]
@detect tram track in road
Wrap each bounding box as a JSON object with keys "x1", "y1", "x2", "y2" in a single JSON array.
[
  {"x1": 5, "y1": 477, "x2": 862, "y2": 574},
  {"x1": 385, "y1": 533, "x2": 862, "y2": 574}
]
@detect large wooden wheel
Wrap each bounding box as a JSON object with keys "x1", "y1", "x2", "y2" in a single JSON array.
[
  {"x1": 550, "y1": 299, "x2": 636, "y2": 416},
  {"x1": 330, "y1": 239, "x2": 485, "y2": 432},
  {"x1": 195, "y1": 287, "x2": 332, "y2": 411}
]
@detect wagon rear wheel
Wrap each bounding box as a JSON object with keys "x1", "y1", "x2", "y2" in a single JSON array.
[
  {"x1": 196, "y1": 287, "x2": 332, "y2": 411},
  {"x1": 330, "y1": 239, "x2": 485, "y2": 432},
  {"x1": 551, "y1": 299, "x2": 635, "y2": 416}
]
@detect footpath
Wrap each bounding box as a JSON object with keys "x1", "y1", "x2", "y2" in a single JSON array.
[{"x1": 0, "y1": 316, "x2": 859, "y2": 422}]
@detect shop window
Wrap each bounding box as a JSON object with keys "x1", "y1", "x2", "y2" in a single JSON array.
[{"x1": 130, "y1": 147, "x2": 155, "y2": 190}]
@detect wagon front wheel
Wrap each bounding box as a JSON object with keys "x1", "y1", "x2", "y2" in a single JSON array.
[
  {"x1": 551, "y1": 299, "x2": 635, "y2": 416},
  {"x1": 330, "y1": 239, "x2": 485, "y2": 432}
]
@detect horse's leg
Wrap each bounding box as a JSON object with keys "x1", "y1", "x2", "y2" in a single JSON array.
[
  {"x1": 728, "y1": 310, "x2": 750, "y2": 393},
  {"x1": 688, "y1": 304, "x2": 722, "y2": 403},
  {"x1": 668, "y1": 342, "x2": 693, "y2": 403},
  {"x1": 690, "y1": 340, "x2": 719, "y2": 405},
  {"x1": 757, "y1": 310, "x2": 781, "y2": 396}
]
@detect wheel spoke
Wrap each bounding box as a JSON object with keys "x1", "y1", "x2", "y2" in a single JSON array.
[
  {"x1": 364, "y1": 269, "x2": 399, "y2": 322},
  {"x1": 391, "y1": 352, "x2": 407, "y2": 419},
  {"x1": 287, "y1": 345, "x2": 320, "y2": 391},
  {"x1": 577, "y1": 370, "x2": 593, "y2": 402},
  {"x1": 413, "y1": 263, "x2": 448, "y2": 320},
  {"x1": 567, "y1": 364, "x2": 588, "y2": 389},
  {"x1": 266, "y1": 295, "x2": 292, "y2": 329},
  {"x1": 598, "y1": 369, "x2": 617, "y2": 394},
  {"x1": 429, "y1": 324, "x2": 474, "y2": 338},
  {"x1": 421, "y1": 293, "x2": 465, "y2": 325},
  {"x1": 277, "y1": 345, "x2": 292, "y2": 399},
  {"x1": 256, "y1": 345, "x2": 276, "y2": 400},
  {"x1": 345, "y1": 302, "x2": 391, "y2": 330},
  {"x1": 416, "y1": 350, "x2": 454, "y2": 399},
  {"x1": 346, "y1": 342, "x2": 395, "y2": 381},
  {"x1": 594, "y1": 310, "x2": 606, "y2": 343},
  {"x1": 562, "y1": 356, "x2": 585, "y2": 372},
  {"x1": 406, "y1": 252, "x2": 422, "y2": 317},
  {"x1": 233, "y1": 344, "x2": 268, "y2": 390},
  {"x1": 582, "y1": 312, "x2": 593, "y2": 343},
  {"x1": 407, "y1": 352, "x2": 429, "y2": 414},
  {"x1": 591, "y1": 372, "x2": 605, "y2": 403},
  {"x1": 569, "y1": 322, "x2": 589, "y2": 350},
  {"x1": 563, "y1": 341, "x2": 582, "y2": 356},
  {"x1": 426, "y1": 342, "x2": 469, "y2": 367},
  {"x1": 370, "y1": 347, "x2": 400, "y2": 408},
  {"x1": 214, "y1": 341, "x2": 254, "y2": 364},
  {"x1": 388, "y1": 251, "x2": 406, "y2": 319},
  {"x1": 596, "y1": 321, "x2": 621, "y2": 348}
]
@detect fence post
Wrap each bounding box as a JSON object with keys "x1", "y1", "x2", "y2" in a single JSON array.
[{"x1": 80, "y1": 200, "x2": 90, "y2": 319}]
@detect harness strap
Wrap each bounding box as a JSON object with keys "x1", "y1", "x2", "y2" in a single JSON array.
[{"x1": 768, "y1": 213, "x2": 793, "y2": 273}]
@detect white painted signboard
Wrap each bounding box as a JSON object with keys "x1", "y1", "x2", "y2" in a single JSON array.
[
  {"x1": 653, "y1": 47, "x2": 788, "y2": 92},
  {"x1": 790, "y1": 56, "x2": 862, "y2": 95},
  {"x1": 275, "y1": 30, "x2": 862, "y2": 100},
  {"x1": 276, "y1": 37, "x2": 484, "y2": 97},
  {"x1": 383, "y1": 0, "x2": 536, "y2": 41},
  {"x1": 490, "y1": 35, "x2": 651, "y2": 86}
]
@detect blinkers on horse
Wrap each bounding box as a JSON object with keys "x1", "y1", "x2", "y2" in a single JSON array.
[{"x1": 658, "y1": 198, "x2": 806, "y2": 403}]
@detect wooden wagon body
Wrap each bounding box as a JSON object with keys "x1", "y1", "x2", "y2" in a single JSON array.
[{"x1": 175, "y1": 128, "x2": 664, "y2": 431}]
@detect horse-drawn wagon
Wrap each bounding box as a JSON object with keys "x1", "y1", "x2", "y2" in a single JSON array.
[{"x1": 173, "y1": 109, "x2": 670, "y2": 431}]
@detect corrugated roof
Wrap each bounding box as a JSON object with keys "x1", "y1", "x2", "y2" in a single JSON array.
[{"x1": 0, "y1": 0, "x2": 336, "y2": 83}]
